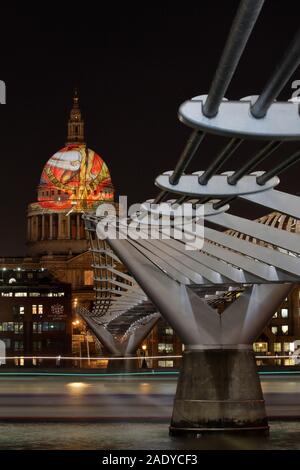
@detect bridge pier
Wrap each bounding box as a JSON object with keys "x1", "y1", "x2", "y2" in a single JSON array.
[
  {"x1": 100, "y1": 235, "x2": 294, "y2": 435},
  {"x1": 106, "y1": 355, "x2": 138, "y2": 373},
  {"x1": 170, "y1": 348, "x2": 267, "y2": 435},
  {"x1": 78, "y1": 309, "x2": 160, "y2": 373}
]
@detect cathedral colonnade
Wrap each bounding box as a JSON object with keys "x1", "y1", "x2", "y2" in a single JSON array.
[{"x1": 27, "y1": 212, "x2": 86, "y2": 243}]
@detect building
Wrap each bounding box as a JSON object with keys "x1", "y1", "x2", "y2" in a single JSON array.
[
  {"x1": 0, "y1": 89, "x2": 114, "y2": 320},
  {"x1": 254, "y1": 288, "x2": 300, "y2": 366},
  {"x1": 138, "y1": 318, "x2": 182, "y2": 369},
  {"x1": 0, "y1": 268, "x2": 72, "y2": 365}
]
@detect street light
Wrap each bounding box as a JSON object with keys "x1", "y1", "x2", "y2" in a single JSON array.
[
  {"x1": 1, "y1": 267, "x2": 6, "y2": 283},
  {"x1": 141, "y1": 344, "x2": 148, "y2": 369}
]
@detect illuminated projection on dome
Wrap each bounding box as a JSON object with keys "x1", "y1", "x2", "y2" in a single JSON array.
[{"x1": 36, "y1": 144, "x2": 114, "y2": 211}]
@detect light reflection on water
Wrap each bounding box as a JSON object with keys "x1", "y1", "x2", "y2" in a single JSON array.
[
  {"x1": 66, "y1": 382, "x2": 91, "y2": 395},
  {"x1": 0, "y1": 422, "x2": 299, "y2": 450}
]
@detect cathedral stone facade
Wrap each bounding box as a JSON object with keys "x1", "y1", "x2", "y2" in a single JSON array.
[{"x1": 1, "y1": 91, "x2": 114, "y2": 316}]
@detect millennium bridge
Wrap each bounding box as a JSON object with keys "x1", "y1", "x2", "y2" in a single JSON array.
[{"x1": 80, "y1": 0, "x2": 300, "y2": 435}]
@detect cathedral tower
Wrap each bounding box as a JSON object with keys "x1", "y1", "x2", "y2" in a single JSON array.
[{"x1": 66, "y1": 89, "x2": 85, "y2": 144}]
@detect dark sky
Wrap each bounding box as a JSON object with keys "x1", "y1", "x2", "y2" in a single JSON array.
[{"x1": 1, "y1": 1, "x2": 300, "y2": 255}]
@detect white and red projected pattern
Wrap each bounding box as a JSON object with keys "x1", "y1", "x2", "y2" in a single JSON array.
[{"x1": 37, "y1": 144, "x2": 114, "y2": 210}]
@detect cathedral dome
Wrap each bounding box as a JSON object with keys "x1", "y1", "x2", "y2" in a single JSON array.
[
  {"x1": 33, "y1": 89, "x2": 114, "y2": 212},
  {"x1": 26, "y1": 90, "x2": 114, "y2": 257},
  {"x1": 225, "y1": 212, "x2": 300, "y2": 250},
  {"x1": 37, "y1": 143, "x2": 113, "y2": 211}
]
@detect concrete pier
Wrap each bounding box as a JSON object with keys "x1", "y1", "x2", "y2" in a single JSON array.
[
  {"x1": 106, "y1": 355, "x2": 138, "y2": 373},
  {"x1": 170, "y1": 349, "x2": 268, "y2": 435}
]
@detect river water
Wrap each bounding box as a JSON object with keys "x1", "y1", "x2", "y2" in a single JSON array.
[{"x1": 0, "y1": 421, "x2": 299, "y2": 450}]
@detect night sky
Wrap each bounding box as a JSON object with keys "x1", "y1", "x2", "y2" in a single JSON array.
[{"x1": 1, "y1": 1, "x2": 300, "y2": 255}]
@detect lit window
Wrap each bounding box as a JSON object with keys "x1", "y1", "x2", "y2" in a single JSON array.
[
  {"x1": 33, "y1": 341, "x2": 42, "y2": 351},
  {"x1": 158, "y1": 343, "x2": 174, "y2": 353},
  {"x1": 284, "y1": 358, "x2": 295, "y2": 366},
  {"x1": 29, "y1": 292, "x2": 40, "y2": 297},
  {"x1": 15, "y1": 292, "x2": 27, "y2": 297},
  {"x1": 271, "y1": 326, "x2": 278, "y2": 335},
  {"x1": 158, "y1": 360, "x2": 174, "y2": 368},
  {"x1": 281, "y1": 308, "x2": 288, "y2": 318},
  {"x1": 84, "y1": 270, "x2": 94, "y2": 286},
  {"x1": 165, "y1": 328, "x2": 174, "y2": 335},
  {"x1": 38, "y1": 305, "x2": 43, "y2": 314},
  {"x1": 46, "y1": 292, "x2": 64, "y2": 297},
  {"x1": 32, "y1": 305, "x2": 37, "y2": 315},
  {"x1": 272, "y1": 312, "x2": 278, "y2": 318},
  {"x1": 274, "y1": 342, "x2": 281, "y2": 352},
  {"x1": 282, "y1": 325, "x2": 289, "y2": 335},
  {"x1": 14, "y1": 323, "x2": 24, "y2": 334},
  {"x1": 284, "y1": 342, "x2": 291, "y2": 352},
  {"x1": 253, "y1": 342, "x2": 268, "y2": 353},
  {"x1": 41, "y1": 322, "x2": 65, "y2": 332},
  {"x1": 32, "y1": 322, "x2": 42, "y2": 334},
  {"x1": 14, "y1": 341, "x2": 24, "y2": 351},
  {"x1": 1, "y1": 292, "x2": 13, "y2": 297},
  {"x1": 6, "y1": 322, "x2": 14, "y2": 332}
]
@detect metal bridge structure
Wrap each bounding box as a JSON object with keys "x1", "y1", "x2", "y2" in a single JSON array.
[
  {"x1": 80, "y1": 215, "x2": 244, "y2": 367},
  {"x1": 78, "y1": 217, "x2": 160, "y2": 369},
  {"x1": 83, "y1": 0, "x2": 300, "y2": 435}
]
